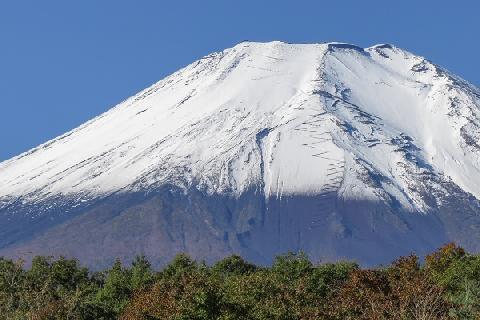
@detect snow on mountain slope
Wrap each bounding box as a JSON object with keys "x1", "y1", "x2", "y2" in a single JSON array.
[{"x1": 1, "y1": 41, "x2": 479, "y2": 216}]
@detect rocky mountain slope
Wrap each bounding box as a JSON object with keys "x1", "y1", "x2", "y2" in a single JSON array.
[{"x1": 1, "y1": 41, "x2": 480, "y2": 268}]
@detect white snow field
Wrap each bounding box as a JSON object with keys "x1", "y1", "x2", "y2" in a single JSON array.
[{"x1": 1, "y1": 41, "x2": 479, "y2": 214}]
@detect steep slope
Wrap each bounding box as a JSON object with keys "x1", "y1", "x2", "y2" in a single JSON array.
[{"x1": 1, "y1": 41, "x2": 480, "y2": 268}]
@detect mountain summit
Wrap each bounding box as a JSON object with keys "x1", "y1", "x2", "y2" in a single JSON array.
[{"x1": 1, "y1": 41, "x2": 480, "y2": 268}]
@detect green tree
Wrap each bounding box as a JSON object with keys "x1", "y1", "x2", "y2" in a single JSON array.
[
  {"x1": 272, "y1": 252, "x2": 313, "y2": 280},
  {"x1": 0, "y1": 257, "x2": 25, "y2": 318},
  {"x1": 130, "y1": 255, "x2": 154, "y2": 290},
  {"x1": 94, "y1": 259, "x2": 132, "y2": 317},
  {"x1": 434, "y1": 254, "x2": 480, "y2": 318},
  {"x1": 212, "y1": 255, "x2": 256, "y2": 276},
  {"x1": 162, "y1": 253, "x2": 199, "y2": 279}
]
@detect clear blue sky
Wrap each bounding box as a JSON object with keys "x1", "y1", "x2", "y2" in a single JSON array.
[{"x1": 0, "y1": 0, "x2": 478, "y2": 161}]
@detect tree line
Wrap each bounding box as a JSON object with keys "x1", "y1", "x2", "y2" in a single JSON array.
[{"x1": 1, "y1": 243, "x2": 479, "y2": 319}]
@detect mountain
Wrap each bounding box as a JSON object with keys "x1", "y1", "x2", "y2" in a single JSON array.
[{"x1": 1, "y1": 41, "x2": 480, "y2": 269}]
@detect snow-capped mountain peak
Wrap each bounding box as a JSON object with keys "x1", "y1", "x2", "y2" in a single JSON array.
[
  {"x1": 1, "y1": 41, "x2": 478, "y2": 212},
  {"x1": 1, "y1": 42, "x2": 480, "y2": 268}
]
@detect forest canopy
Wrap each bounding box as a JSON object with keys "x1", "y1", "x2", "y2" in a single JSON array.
[{"x1": 1, "y1": 243, "x2": 479, "y2": 319}]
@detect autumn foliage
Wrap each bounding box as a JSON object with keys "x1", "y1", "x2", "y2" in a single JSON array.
[{"x1": 1, "y1": 244, "x2": 480, "y2": 319}]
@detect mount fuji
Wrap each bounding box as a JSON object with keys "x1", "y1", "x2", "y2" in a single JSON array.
[{"x1": 1, "y1": 41, "x2": 480, "y2": 268}]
